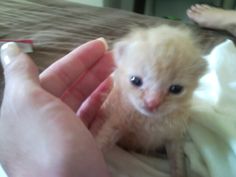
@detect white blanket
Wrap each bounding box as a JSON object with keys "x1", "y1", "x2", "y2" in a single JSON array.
[{"x1": 1, "y1": 40, "x2": 236, "y2": 177}]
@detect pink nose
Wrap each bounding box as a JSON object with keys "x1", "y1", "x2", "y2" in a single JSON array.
[{"x1": 144, "y1": 99, "x2": 161, "y2": 112}]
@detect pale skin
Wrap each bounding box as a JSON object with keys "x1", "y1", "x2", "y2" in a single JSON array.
[
  {"x1": 0, "y1": 39, "x2": 114, "y2": 177},
  {"x1": 187, "y1": 4, "x2": 236, "y2": 36}
]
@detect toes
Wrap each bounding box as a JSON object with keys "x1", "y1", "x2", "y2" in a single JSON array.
[
  {"x1": 195, "y1": 4, "x2": 203, "y2": 9},
  {"x1": 202, "y1": 4, "x2": 211, "y2": 9},
  {"x1": 187, "y1": 3, "x2": 212, "y2": 21},
  {"x1": 186, "y1": 7, "x2": 202, "y2": 23},
  {"x1": 186, "y1": 9, "x2": 197, "y2": 20},
  {"x1": 187, "y1": 4, "x2": 200, "y2": 16},
  {"x1": 190, "y1": 4, "x2": 201, "y2": 13},
  {"x1": 189, "y1": 4, "x2": 209, "y2": 13},
  {"x1": 186, "y1": 9, "x2": 193, "y2": 16},
  {"x1": 190, "y1": 5, "x2": 196, "y2": 11}
]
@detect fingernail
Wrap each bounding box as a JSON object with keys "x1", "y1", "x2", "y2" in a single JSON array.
[
  {"x1": 97, "y1": 37, "x2": 108, "y2": 50},
  {"x1": 1, "y1": 42, "x2": 22, "y2": 68}
]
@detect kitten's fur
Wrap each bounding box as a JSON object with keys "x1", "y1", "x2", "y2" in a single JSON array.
[{"x1": 92, "y1": 25, "x2": 207, "y2": 177}]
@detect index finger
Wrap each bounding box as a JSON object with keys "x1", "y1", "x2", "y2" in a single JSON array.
[{"x1": 40, "y1": 38, "x2": 108, "y2": 97}]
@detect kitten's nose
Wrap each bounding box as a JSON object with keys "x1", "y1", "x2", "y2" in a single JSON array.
[{"x1": 144, "y1": 98, "x2": 162, "y2": 112}]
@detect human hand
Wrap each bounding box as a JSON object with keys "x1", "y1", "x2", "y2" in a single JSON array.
[{"x1": 0, "y1": 38, "x2": 114, "y2": 177}]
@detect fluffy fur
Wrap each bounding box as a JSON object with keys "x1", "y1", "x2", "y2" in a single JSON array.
[{"x1": 91, "y1": 25, "x2": 207, "y2": 177}]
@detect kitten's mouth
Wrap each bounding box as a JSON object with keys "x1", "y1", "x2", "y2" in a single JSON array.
[
  {"x1": 139, "y1": 106, "x2": 158, "y2": 117},
  {"x1": 144, "y1": 106, "x2": 158, "y2": 113}
]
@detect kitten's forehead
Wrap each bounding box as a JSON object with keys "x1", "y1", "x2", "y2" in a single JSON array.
[
  {"x1": 126, "y1": 42, "x2": 157, "y2": 71},
  {"x1": 125, "y1": 43, "x2": 199, "y2": 88},
  {"x1": 127, "y1": 39, "x2": 188, "y2": 70},
  {"x1": 117, "y1": 25, "x2": 205, "y2": 84}
]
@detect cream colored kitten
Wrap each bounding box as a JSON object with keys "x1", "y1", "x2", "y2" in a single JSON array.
[{"x1": 92, "y1": 25, "x2": 207, "y2": 177}]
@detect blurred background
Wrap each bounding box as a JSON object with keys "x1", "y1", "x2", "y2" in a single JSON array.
[{"x1": 68, "y1": 0, "x2": 236, "y2": 21}]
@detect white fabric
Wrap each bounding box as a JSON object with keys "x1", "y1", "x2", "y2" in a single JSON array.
[
  {"x1": 188, "y1": 39, "x2": 236, "y2": 177},
  {"x1": 1, "y1": 39, "x2": 236, "y2": 177},
  {"x1": 0, "y1": 165, "x2": 7, "y2": 177}
]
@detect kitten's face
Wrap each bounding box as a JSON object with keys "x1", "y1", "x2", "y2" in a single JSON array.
[{"x1": 114, "y1": 30, "x2": 206, "y2": 117}]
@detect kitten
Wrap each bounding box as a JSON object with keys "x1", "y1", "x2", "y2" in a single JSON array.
[{"x1": 91, "y1": 25, "x2": 207, "y2": 177}]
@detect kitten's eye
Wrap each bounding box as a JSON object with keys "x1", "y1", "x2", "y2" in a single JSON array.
[
  {"x1": 169, "y1": 85, "x2": 183, "y2": 94},
  {"x1": 130, "y1": 76, "x2": 143, "y2": 87}
]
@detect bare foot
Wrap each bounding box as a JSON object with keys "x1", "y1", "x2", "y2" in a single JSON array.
[{"x1": 187, "y1": 4, "x2": 236, "y2": 36}]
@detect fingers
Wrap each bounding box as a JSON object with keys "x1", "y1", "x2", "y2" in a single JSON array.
[
  {"x1": 1, "y1": 42, "x2": 39, "y2": 88},
  {"x1": 40, "y1": 38, "x2": 110, "y2": 97},
  {"x1": 77, "y1": 77, "x2": 113, "y2": 127},
  {"x1": 61, "y1": 52, "x2": 114, "y2": 111}
]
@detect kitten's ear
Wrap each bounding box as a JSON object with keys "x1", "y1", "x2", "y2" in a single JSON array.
[{"x1": 113, "y1": 40, "x2": 129, "y2": 65}]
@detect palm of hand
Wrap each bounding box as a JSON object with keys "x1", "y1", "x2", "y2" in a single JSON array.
[{"x1": 0, "y1": 39, "x2": 113, "y2": 177}]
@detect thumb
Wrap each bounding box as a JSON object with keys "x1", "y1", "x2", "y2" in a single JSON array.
[{"x1": 1, "y1": 42, "x2": 39, "y2": 86}]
